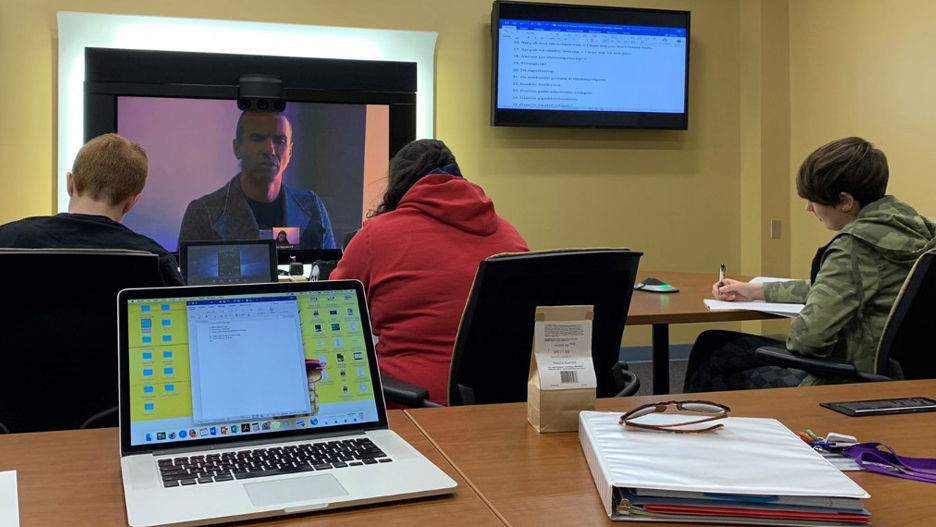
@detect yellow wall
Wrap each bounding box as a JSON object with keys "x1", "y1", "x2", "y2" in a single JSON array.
[
  {"x1": 3, "y1": 1, "x2": 932, "y2": 347},
  {"x1": 0, "y1": 0, "x2": 746, "y2": 346},
  {"x1": 788, "y1": 0, "x2": 936, "y2": 278},
  {"x1": 737, "y1": 0, "x2": 793, "y2": 337}
]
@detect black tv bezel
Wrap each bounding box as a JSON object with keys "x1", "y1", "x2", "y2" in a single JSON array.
[
  {"x1": 490, "y1": 1, "x2": 691, "y2": 130},
  {"x1": 84, "y1": 48, "x2": 417, "y2": 264}
]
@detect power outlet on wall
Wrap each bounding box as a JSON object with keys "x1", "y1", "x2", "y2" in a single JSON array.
[{"x1": 769, "y1": 220, "x2": 782, "y2": 239}]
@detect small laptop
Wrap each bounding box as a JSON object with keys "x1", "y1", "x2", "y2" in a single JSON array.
[
  {"x1": 179, "y1": 239, "x2": 278, "y2": 285},
  {"x1": 117, "y1": 280, "x2": 457, "y2": 527}
]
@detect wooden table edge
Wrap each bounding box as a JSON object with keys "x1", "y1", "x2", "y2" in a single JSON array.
[{"x1": 403, "y1": 409, "x2": 513, "y2": 527}]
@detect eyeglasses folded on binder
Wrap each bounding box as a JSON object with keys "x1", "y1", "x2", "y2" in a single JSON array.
[{"x1": 619, "y1": 400, "x2": 730, "y2": 433}]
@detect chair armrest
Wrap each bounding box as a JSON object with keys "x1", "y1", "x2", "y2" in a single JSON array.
[
  {"x1": 755, "y1": 346, "x2": 860, "y2": 379},
  {"x1": 381, "y1": 375, "x2": 441, "y2": 408},
  {"x1": 611, "y1": 361, "x2": 640, "y2": 397},
  {"x1": 81, "y1": 406, "x2": 118, "y2": 430}
]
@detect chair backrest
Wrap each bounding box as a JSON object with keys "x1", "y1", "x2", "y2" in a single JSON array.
[
  {"x1": 0, "y1": 249, "x2": 161, "y2": 433},
  {"x1": 447, "y1": 249, "x2": 642, "y2": 406},
  {"x1": 875, "y1": 250, "x2": 936, "y2": 379}
]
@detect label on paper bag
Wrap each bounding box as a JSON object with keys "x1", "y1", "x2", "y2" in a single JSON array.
[
  {"x1": 534, "y1": 317, "x2": 597, "y2": 391},
  {"x1": 528, "y1": 305, "x2": 597, "y2": 433}
]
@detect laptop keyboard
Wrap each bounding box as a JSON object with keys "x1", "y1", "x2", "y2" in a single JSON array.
[{"x1": 157, "y1": 437, "x2": 392, "y2": 488}]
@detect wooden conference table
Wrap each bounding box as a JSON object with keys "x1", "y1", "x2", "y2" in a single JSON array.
[
  {"x1": 407, "y1": 379, "x2": 936, "y2": 527},
  {"x1": 630, "y1": 271, "x2": 780, "y2": 394},
  {"x1": 0, "y1": 411, "x2": 503, "y2": 527},
  {"x1": 4, "y1": 382, "x2": 935, "y2": 526}
]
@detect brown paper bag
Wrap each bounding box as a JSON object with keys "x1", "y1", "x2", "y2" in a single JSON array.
[{"x1": 527, "y1": 305, "x2": 597, "y2": 433}]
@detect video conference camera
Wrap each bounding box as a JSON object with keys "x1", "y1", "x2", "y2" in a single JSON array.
[{"x1": 237, "y1": 75, "x2": 286, "y2": 112}]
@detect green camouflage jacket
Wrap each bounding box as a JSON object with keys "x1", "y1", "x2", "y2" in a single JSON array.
[{"x1": 763, "y1": 195, "x2": 936, "y2": 384}]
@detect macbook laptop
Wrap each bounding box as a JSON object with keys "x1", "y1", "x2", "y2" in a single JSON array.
[
  {"x1": 117, "y1": 280, "x2": 457, "y2": 527},
  {"x1": 179, "y1": 239, "x2": 278, "y2": 285}
]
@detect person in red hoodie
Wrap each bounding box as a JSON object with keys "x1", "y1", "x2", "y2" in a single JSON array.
[{"x1": 331, "y1": 139, "x2": 529, "y2": 405}]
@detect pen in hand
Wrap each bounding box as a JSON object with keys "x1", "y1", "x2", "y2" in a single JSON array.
[{"x1": 719, "y1": 263, "x2": 726, "y2": 288}]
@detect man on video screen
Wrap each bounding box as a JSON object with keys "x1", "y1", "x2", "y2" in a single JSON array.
[{"x1": 178, "y1": 111, "x2": 336, "y2": 249}]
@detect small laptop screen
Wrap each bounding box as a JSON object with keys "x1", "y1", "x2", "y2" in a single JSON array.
[
  {"x1": 126, "y1": 288, "x2": 380, "y2": 446},
  {"x1": 183, "y1": 242, "x2": 277, "y2": 285}
]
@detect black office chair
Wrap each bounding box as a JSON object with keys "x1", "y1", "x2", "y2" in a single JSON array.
[
  {"x1": 383, "y1": 249, "x2": 643, "y2": 407},
  {"x1": 755, "y1": 250, "x2": 936, "y2": 382},
  {"x1": 0, "y1": 249, "x2": 161, "y2": 433}
]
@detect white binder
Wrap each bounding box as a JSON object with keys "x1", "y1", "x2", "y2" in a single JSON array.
[{"x1": 579, "y1": 411, "x2": 869, "y2": 525}]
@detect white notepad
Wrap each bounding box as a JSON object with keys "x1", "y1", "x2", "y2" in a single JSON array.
[{"x1": 703, "y1": 299, "x2": 804, "y2": 318}]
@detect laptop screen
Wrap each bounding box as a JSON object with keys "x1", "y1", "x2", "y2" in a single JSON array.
[
  {"x1": 123, "y1": 286, "x2": 381, "y2": 447},
  {"x1": 180, "y1": 240, "x2": 278, "y2": 285}
]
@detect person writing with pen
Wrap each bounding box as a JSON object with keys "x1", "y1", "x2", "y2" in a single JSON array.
[{"x1": 684, "y1": 137, "x2": 936, "y2": 392}]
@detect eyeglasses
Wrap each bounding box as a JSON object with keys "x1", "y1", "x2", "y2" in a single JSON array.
[{"x1": 619, "y1": 400, "x2": 731, "y2": 433}]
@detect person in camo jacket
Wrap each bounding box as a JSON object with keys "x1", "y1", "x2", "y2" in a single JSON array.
[{"x1": 684, "y1": 137, "x2": 936, "y2": 392}]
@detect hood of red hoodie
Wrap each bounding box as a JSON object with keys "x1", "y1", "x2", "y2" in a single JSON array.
[{"x1": 395, "y1": 173, "x2": 498, "y2": 236}]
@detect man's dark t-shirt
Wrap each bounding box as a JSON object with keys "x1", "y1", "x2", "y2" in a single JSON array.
[
  {"x1": 245, "y1": 193, "x2": 286, "y2": 230},
  {"x1": 0, "y1": 213, "x2": 185, "y2": 286}
]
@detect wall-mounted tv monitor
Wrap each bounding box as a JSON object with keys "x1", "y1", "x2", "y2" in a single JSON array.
[
  {"x1": 84, "y1": 48, "x2": 417, "y2": 263},
  {"x1": 491, "y1": 1, "x2": 690, "y2": 130}
]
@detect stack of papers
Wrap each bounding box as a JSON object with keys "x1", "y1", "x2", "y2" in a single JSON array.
[
  {"x1": 704, "y1": 277, "x2": 805, "y2": 318},
  {"x1": 580, "y1": 412, "x2": 870, "y2": 525},
  {"x1": 0, "y1": 471, "x2": 19, "y2": 527}
]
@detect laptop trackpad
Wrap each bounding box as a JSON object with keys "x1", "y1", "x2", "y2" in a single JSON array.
[{"x1": 245, "y1": 474, "x2": 349, "y2": 507}]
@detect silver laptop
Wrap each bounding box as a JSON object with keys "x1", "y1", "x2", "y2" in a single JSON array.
[{"x1": 117, "y1": 280, "x2": 456, "y2": 527}]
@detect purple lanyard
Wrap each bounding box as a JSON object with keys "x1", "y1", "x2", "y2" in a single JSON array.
[{"x1": 845, "y1": 442, "x2": 936, "y2": 484}]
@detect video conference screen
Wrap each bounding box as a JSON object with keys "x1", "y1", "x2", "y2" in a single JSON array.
[{"x1": 117, "y1": 97, "x2": 390, "y2": 252}]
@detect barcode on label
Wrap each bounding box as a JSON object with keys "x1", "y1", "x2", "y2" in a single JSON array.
[{"x1": 560, "y1": 370, "x2": 579, "y2": 384}]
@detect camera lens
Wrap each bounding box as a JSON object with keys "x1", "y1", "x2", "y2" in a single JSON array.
[
  {"x1": 237, "y1": 98, "x2": 251, "y2": 111},
  {"x1": 273, "y1": 100, "x2": 286, "y2": 112},
  {"x1": 257, "y1": 99, "x2": 270, "y2": 110}
]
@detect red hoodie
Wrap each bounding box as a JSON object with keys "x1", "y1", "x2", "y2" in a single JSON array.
[{"x1": 331, "y1": 173, "x2": 529, "y2": 405}]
